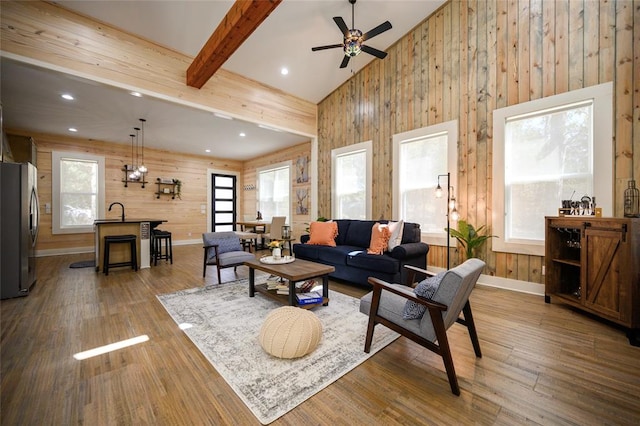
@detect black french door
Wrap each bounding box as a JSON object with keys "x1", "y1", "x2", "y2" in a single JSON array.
[{"x1": 211, "y1": 173, "x2": 238, "y2": 232}]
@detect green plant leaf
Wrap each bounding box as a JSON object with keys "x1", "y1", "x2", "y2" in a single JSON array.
[{"x1": 445, "y1": 219, "x2": 496, "y2": 259}]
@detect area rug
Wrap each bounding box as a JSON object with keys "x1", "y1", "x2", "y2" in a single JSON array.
[{"x1": 156, "y1": 278, "x2": 399, "y2": 424}]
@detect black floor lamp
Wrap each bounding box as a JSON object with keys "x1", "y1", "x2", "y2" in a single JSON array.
[{"x1": 436, "y1": 173, "x2": 459, "y2": 270}]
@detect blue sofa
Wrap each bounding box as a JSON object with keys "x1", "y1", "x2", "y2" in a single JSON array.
[{"x1": 293, "y1": 219, "x2": 429, "y2": 286}]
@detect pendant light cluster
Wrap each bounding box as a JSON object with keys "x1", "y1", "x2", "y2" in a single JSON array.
[{"x1": 128, "y1": 118, "x2": 148, "y2": 181}]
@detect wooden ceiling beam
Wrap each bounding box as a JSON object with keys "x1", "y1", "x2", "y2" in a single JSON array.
[{"x1": 187, "y1": 0, "x2": 282, "y2": 89}]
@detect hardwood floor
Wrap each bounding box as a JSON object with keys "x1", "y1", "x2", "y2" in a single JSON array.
[{"x1": 1, "y1": 245, "x2": 639, "y2": 425}]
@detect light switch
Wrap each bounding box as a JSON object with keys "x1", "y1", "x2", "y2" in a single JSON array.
[{"x1": 45, "y1": 202, "x2": 51, "y2": 214}]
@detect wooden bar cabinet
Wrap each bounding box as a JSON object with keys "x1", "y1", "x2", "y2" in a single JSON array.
[{"x1": 545, "y1": 216, "x2": 640, "y2": 346}]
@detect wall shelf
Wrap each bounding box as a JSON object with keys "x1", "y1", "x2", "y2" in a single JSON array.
[{"x1": 156, "y1": 178, "x2": 177, "y2": 199}]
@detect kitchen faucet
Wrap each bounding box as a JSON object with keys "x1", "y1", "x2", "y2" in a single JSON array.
[{"x1": 108, "y1": 202, "x2": 125, "y2": 222}]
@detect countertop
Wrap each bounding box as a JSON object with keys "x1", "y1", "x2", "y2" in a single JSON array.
[{"x1": 94, "y1": 218, "x2": 167, "y2": 224}]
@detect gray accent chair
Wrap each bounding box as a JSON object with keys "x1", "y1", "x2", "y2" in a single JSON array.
[
  {"x1": 202, "y1": 232, "x2": 256, "y2": 283},
  {"x1": 359, "y1": 258, "x2": 485, "y2": 395}
]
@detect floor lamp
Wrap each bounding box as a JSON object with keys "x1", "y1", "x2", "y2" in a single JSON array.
[{"x1": 436, "y1": 173, "x2": 459, "y2": 270}]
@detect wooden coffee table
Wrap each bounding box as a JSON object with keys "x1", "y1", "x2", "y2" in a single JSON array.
[{"x1": 244, "y1": 257, "x2": 335, "y2": 308}]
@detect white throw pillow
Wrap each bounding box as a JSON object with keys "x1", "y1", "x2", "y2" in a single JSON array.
[{"x1": 387, "y1": 220, "x2": 404, "y2": 251}]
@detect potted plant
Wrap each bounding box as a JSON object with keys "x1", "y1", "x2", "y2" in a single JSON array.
[{"x1": 446, "y1": 219, "x2": 496, "y2": 260}]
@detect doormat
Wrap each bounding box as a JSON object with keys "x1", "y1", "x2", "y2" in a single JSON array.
[{"x1": 69, "y1": 260, "x2": 96, "y2": 268}]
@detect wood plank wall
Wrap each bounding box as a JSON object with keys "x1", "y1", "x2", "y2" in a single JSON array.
[
  {"x1": 0, "y1": 1, "x2": 316, "y2": 137},
  {"x1": 317, "y1": 0, "x2": 639, "y2": 283},
  {"x1": 16, "y1": 127, "x2": 310, "y2": 254},
  {"x1": 8, "y1": 129, "x2": 243, "y2": 253},
  {"x1": 242, "y1": 142, "x2": 312, "y2": 240}
]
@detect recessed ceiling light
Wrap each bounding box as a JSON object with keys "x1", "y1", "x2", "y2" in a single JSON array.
[
  {"x1": 205, "y1": 149, "x2": 211, "y2": 153},
  {"x1": 239, "y1": 132, "x2": 246, "y2": 137},
  {"x1": 280, "y1": 67, "x2": 289, "y2": 75},
  {"x1": 130, "y1": 91, "x2": 142, "y2": 97},
  {"x1": 68, "y1": 127, "x2": 78, "y2": 132},
  {"x1": 61, "y1": 93, "x2": 74, "y2": 100}
]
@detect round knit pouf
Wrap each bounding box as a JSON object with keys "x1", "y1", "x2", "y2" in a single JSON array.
[{"x1": 259, "y1": 306, "x2": 323, "y2": 359}]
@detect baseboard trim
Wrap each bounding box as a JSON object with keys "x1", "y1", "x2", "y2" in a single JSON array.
[
  {"x1": 428, "y1": 266, "x2": 545, "y2": 296},
  {"x1": 36, "y1": 247, "x2": 95, "y2": 257}
]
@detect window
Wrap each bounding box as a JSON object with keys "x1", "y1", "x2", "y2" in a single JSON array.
[
  {"x1": 493, "y1": 82, "x2": 613, "y2": 256},
  {"x1": 332, "y1": 141, "x2": 372, "y2": 219},
  {"x1": 52, "y1": 151, "x2": 105, "y2": 234},
  {"x1": 392, "y1": 120, "x2": 457, "y2": 246},
  {"x1": 257, "y1": 162, "x2": 291, "y2": 223}
]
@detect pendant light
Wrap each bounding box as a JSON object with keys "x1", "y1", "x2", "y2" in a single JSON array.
[
  {"x1": 137, "y1": 118, "x2": 147, "y2": 173},
  {"x1": 128, "y1": 133, "x2": 137, "y2": 180},
  {"x1": 132, "y1": 126, "x2": 141, "y2": 178}
]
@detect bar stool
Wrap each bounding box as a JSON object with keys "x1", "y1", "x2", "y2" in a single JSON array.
[
  {"x1": 103, "y1": 234, "x2": 137, "y2": 275},
  {"x1": 153, "y1": 229, "x2": 173, "y2": 265}
]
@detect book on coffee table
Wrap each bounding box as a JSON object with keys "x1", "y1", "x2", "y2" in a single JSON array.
[{"x1": 296, "y1": 291, "x2": 323, "y2": 305}]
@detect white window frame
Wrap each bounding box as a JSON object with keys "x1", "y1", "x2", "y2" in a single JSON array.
[
  {"x1": 52, "y1": 151, "x2": 105, "y2": 234},
  {"x1": 256, "y1": 160, "x2": 292, "y2": 224},
  {"x1": 392, "y1": 120, "x2": 458, "y2": 246},
  {"x1": 331, "y1": 141, "x2": 372, "y2": 219},
  {"x1": 492, "y1": 82, "x2": 613, "y2": 256}
]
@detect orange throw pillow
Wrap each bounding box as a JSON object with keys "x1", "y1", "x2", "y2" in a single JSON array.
[
  {"x1": 367, "y1": 222, "x2": 391, "y2": 255},
  {"x1": 307, "y1": 221, "x2": 338, "y2": 246}
]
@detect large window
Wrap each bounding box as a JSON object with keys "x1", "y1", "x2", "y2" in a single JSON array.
[
  {"x1": 332, "y1": 141, "x2": 372, "y2": 219},
  {"x1": 257, "y1": 162, "x2": 291, "y2": 223},
  {"x1": 493, "y1": 82, "x2": 613, "y2": 256},
  {"x1": 52, "y1": 151, "x2": 105, "y2": 234},
  {"x1": 392, "y1": 120, "x2": 457, "y2": 245}
]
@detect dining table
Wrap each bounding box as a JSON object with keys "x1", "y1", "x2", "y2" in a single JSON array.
[{"x1": 235, "y1": 220, "x2": 269, "y2": 249}]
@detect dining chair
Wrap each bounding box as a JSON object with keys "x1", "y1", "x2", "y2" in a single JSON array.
[
  {"x1": 262, "y1": 216, "x2": 286, "y2": 244},
  {"x1": 234, "y1": 230, "x2": 259, "y2": 252}
]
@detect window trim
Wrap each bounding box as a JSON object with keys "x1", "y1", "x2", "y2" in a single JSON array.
[
  {"x1": 392, "y1": 120, "x2": 458, "y2": 246},
  {"x1": 256, "y1": 160, "x2": 292, "y2": 223},
  {"x1": 331, "y1": 141, "x2": 372, "y2": 220},
  {"x1": 52, "y1": 150, "x2": 105, "y2": 234},
  {"x1": 492, "y1": 82, "x2": 613, "y2": 256}
]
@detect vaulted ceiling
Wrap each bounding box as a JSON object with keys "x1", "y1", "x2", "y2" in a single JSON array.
[{"x1": 1, "y1": 1, "x2": 446, "y2": 159}]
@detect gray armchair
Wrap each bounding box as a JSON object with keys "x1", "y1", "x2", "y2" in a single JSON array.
[
  {"x1": 359, "y1": 258, "x2": 485, "y2": 395},
  {"x1": 202, "y1": 232, "x2": 256, "y2": 283}
]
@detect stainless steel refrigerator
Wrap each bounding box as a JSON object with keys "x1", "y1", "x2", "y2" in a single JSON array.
[{"x1": 1, "y1": 162, "x2": 39, "y2": 299}]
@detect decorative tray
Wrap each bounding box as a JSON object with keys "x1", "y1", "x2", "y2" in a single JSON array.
[{"x1": 259, "y1": 255, "x2": 295, "y2": 265}]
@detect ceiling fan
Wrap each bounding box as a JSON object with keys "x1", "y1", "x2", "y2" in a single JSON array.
[{"x1": 311, "y1": 0, "x2": 392, "y2": 69}]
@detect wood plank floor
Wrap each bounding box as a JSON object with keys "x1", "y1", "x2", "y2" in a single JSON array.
[{"x1": 1, "y1": 245, "x2": 639, "y2": 425}]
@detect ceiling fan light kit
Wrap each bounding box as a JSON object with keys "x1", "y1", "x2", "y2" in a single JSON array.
[{"x1": 312, "y1": 0, "x2": 392, "y2": 69}]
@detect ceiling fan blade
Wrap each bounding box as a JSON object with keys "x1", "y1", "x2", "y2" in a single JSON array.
[
  {"x1": 361, "y1": 45, "x2": 388, "y2": 59},
  {"x1": 362, "y1": 21, "x2": 392, "y2": 42},
  {"x1": 333, "y1": 16, "x2": 349, "y2": 37},
  {"x1": 339, "y1": 55, "x2": 351, "y2": 69},
  {"x1": 312, "y1": 44, "x2": 344, "y2": 52}
]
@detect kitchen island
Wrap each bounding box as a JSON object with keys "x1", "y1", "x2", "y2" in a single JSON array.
[{"x1": 94, "y1": 219, "x2": 167, "y2": 273}]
